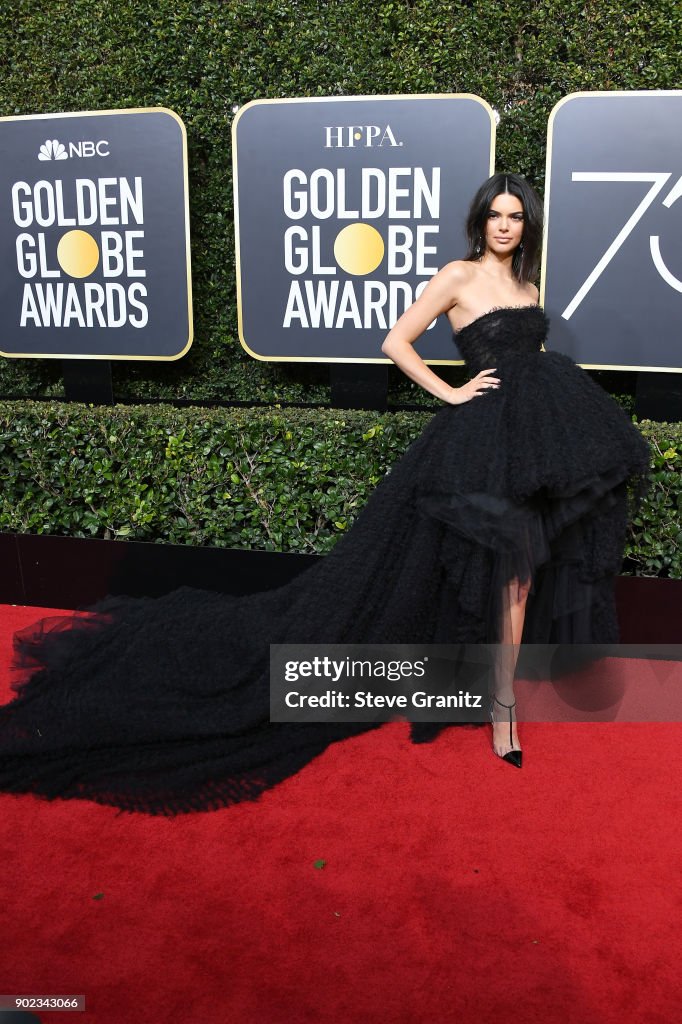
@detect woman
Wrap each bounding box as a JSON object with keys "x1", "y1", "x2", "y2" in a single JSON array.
[
  {"x1": 0, "y1": 174, "x2": 651, "y2": 813},
  {"x1": 382, "y1": 172, "x2": 542, "y2": 766}
]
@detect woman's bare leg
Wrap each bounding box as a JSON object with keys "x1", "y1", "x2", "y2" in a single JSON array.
[{"x1": 491, "y1": 576, "x2": 531, "y2": 757}]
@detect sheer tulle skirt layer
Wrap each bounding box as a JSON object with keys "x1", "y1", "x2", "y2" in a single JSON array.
[{"x1": 0, "y1": 351, "x2": 651, "y2": 814}]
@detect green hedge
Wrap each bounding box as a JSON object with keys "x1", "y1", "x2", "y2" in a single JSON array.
[
  {"x1": 629, "y1": 420, "x2": 682, "y2": 577},
  {"x1": 1, "y1": 401, "x2": 680, "y2": 576},
  {"x1": 0, "y1": 0, "x2": 680, "y2": 402},
  {"x1": 0, "y1": 401, "x2": 429, "y2": 553}
]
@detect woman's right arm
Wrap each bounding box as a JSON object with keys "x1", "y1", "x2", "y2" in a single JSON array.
[{"x1": 381, "y1": 262, "x2": 500, "y2": 405}]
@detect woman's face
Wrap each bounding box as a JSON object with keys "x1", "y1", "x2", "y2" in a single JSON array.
[{"x1": 483, "y1": 192, "x2": 525, "y2": 256}]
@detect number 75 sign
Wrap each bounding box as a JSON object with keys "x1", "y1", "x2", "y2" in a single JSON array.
[{"x1": 541, "y1": 92, "x2": 682, "y2": 372}]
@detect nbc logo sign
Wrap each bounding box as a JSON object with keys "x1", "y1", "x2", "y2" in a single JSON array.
[
  {"x1": 38, "y1": 138, "x2": 110, "y2": 160},
  {"x1": 38, "y1": 139, "x2": 68, "y2": 160}
]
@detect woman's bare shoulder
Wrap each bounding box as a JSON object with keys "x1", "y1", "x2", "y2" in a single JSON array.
[
  {"x1": 435, "y1": 259, "x2": 477, "y2": 293},
  {"x1": 416, "y1": 260, "x2": 476, "y2": 309},
  {"x1": 440, "y1": 259, "x2": 476, "y2": 280}
]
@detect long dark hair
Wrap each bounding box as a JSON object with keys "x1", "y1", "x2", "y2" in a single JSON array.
[{"x1": 464, "y1": 173, "x2": 543, "y2": 284}]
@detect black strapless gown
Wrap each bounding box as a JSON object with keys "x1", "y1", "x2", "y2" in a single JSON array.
[{"x1": 0, "y1": 306, "x2": 651, "y2": 814}]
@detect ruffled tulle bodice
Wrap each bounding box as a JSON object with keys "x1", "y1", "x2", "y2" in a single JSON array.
[{"x1": 453, "y1": 304, "x2": 547, "y2": 371}]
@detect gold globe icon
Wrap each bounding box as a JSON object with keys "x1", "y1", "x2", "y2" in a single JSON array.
[
  {"x1": 333, "y1": 223, "x2": 385, "y2": 276},
  {"x1": 56, "y1": 230, "x2": 100, "y2": 278}
]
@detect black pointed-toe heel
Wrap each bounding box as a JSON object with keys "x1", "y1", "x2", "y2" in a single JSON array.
[{"x1": 490, "y1": 696, "x2": 523, "y2": 768}]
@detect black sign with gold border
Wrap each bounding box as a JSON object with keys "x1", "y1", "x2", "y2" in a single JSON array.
[
  {"x1": 233, "y1": 95, "x2": 495, "y2": 364},
  {"x1": 0, "y1": 107, "x2": 192, "y2": 361},
  {"x1": 541, "y1": 90, "x2": 682, "y2": 372}
]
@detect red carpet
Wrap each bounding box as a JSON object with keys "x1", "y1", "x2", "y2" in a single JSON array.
[{"x1": 1, "y1": 604, "x2": 680, "y2": 1024}]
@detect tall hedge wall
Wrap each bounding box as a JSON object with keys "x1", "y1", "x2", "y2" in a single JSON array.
[
  {"x1": 1, "y1": 401, "x2": 680, "y2": 577},
  {"x1": 0, "y1": 0, "x2": 680, "y2": 403}
]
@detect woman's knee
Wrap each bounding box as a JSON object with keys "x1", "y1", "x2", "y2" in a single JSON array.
[{"x1": 509, "y1": 576, "x2": 532, "y2": 603}]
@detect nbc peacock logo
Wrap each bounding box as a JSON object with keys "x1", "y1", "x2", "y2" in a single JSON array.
[
  {"x1": 38, "y1": 139, "x2": 68, "y2": 161},
  {"x1": 37, "y1": 138, "x2": 110, "y2": 160}
]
